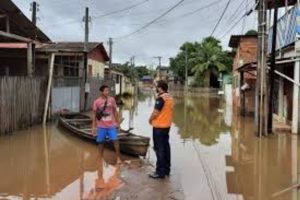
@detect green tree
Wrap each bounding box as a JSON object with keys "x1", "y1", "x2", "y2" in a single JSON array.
[
  {"x1": 169, "y1": 42, "x2": 196, "y2": 83},
  {"x1": 118, "y1": 62, "x2": 138, "y2": 81},
  {"x1": 170, "y1": 37, "x2": 232, "y2": 87},
  {"x1": 135, "y1": 66, "x2": 151, "y2": 79},
  {"x1": 245, "y1": 29, "x2": 258, "y2": 36},
  {"x1": 190, "y1": 37, "x2": 229, "y2": 87}
]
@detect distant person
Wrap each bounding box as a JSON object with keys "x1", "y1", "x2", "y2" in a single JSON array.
[
  {"x1": 148, "y1": 80, "x2": 174, "y2": 179},
  {"x1": 92, "y1": 85, "x2": 122, "y2": 165}
]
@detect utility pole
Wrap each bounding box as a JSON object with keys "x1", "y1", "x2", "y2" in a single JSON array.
[
  {"x1": 255, "y1": 0, "x2": 268, "y2": 137},
  {"x1": 153, "y1": 56, "x2": 162, "y2": 80},
  {"x1": 129, "y1": 56, "x2": 135, "y2": 78},
  {"x1": 83, "y1": 6, "x2": 90, "y2": 81},
  {"x1": 268, "y1": 0, "x2": 279, "y2": 133},
  {"x1": 32, "y1": 1, "x2": 37, "y2": 26},
  {"x1": 83, "y1": 6, "x2": 91, "y2": 110},
  {"x1": 185, "y1": 45, "x2": 188, "y2": 93},
  {"x1": 29, "y1": 1, "x2": 38, "y2": 77},
  {"x1": 108, "y1": 38, "x2": 113, "y2": 69}
]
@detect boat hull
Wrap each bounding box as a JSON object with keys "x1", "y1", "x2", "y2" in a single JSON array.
[{"x1": 58, "y1": 113, "x2": 150, "y2": 157}]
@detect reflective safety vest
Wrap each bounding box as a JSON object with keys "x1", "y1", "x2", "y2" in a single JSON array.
[{"x1": 152, "y1": 93, "x2": 174, "y2": 128}]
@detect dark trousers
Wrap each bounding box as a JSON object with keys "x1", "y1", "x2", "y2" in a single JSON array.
[{"x1": 153, "y1": 127, "x2": 171, "y2": 176}]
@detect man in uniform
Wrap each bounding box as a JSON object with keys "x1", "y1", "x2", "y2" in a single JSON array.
[{"x1": 148, "y1": 80, "x2": 174, "y2": 179}]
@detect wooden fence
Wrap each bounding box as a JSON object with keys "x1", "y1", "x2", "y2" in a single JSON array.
[{"x1": 0, "y1": 76, "x2": 47, "y2": 135}]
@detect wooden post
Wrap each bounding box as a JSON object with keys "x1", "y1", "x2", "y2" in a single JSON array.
[
  {"x1": 83, "y1": 7, "x2": 90, "y2": 111},
  {"x1": 292, "y1": 61, "x2": 300, "y2": 134},
  {"x1": 268, "y1": 0, "x2": 279, "y2": 133},
  {"x1": 43, "y1": 53, "x2": 55, "y2": 125},
  {"x1": 27, "y1": 43, "x2": 33, "y2": 77},
  {"x1": 256, "y1": 0, "x2": 268, "y2": 137},
  {"x1": 31, "y1": 1, "x2": 37, "y2": 77},
  {"x1": 262, "y1": 0, "x2": 268, "y2": 136},
  {"x1": 255, "y1": 0, "x2": 262, "y2": 136}
]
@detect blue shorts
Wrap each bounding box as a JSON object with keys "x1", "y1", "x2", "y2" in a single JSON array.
[{"x1": 96, "y1": 127, "x2": 118, "y2": 143}]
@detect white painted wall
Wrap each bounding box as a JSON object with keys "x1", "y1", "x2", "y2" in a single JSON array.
[{"x1": 88, "y1": 59, "x2": 106, "y2": 79}]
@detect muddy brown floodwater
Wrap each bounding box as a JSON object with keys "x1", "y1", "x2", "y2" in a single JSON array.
[{"x1": 0, "y1": 90, "x2": 300, "y2": 200}]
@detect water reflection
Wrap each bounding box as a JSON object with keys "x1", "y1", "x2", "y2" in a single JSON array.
[
  {"x1": 173, "y1": 94, "x2": 231, "y2": 146},
  {"x1": 83, "y1": 156, "x2": 123, "y2": 200},
  {"x1": 0, "y1": 125, "x2": 126, "y2": 200},
  {"x1": 1, "y1": 90, "x2": 300, "y2": 200},
  {"x1": 227, "y1": 115, "x2": 300, "y2": 200}
]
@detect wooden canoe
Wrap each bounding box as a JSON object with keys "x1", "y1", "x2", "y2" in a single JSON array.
[{"x1": 58, "y1": 112, "x2": 150, "y2": 157}]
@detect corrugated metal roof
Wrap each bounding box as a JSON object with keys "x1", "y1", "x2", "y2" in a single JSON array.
[
  {"x1": 38, "y1": 42, "x2": 109, "y2": 61},
  {"x1": 39, "y1": 42, "x2": 101, "y2": 52},
  {"x1": 0, "y1": 0, "x2": 50, "y2": 42}
]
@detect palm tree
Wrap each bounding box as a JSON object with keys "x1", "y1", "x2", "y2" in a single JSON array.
[{"x1": 191, "y1": 37, "x2": 228, "y2": 87}]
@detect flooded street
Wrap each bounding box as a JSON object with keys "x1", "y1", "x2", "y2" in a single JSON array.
[{"x1": 1, "y1": 91, "x2": 300, "y2": 200}]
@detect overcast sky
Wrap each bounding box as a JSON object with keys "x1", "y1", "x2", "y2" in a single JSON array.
[{"x1": 13, "y1": 0, "x2": 258, "y2": 67}]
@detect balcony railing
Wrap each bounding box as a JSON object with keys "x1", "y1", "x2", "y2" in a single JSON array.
[{"x1": 268, "y1": 5, "x2": 297, "y2": 53}]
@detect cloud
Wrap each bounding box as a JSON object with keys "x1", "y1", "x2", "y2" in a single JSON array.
[{"x1": 12, "y1": 0, "x2": 257, "y2": 66}]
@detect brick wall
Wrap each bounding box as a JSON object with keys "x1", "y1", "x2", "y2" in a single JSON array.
[{"x1": 232, "y1": 37, "x2": 257, "y2": 114}]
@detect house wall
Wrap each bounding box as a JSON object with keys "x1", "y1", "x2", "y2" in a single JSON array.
[
  {"x1": 88, "y1": 59, "x2": 105, "y2": 79},
  {"x1": 87, "y1": 47, "x2": 107, "y2": 79},
  {"x1": 123, "y1": 77, "x2": 135, "y2": 95},
  {"x1": 0, "y1": 58, "x2": 27, "y2": 75},
  {"x1": 0, "y1": 48, "x2": 52, "y2": 77},
  {"x1": 88, "y1": 46, "x2": 106, "y2": 63},
  {"x1": 232, "y1": 37, "x2": 258, "y2": 114},
  {"x1": 232, "y1": 37, "x2": 258, "y2": 77}
]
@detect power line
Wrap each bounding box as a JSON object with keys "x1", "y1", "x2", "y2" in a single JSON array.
[
  {"x1": 219, "y1": 2, "x2": 256, "y2": 39},
  {"x1": 92, "y1": 0, "x2": 149, "y2": 18},
  {"x1": 224, "y1": 1, "x2": 256, "y2": 30},
  {"x1": 220, "y1": 14, "x2": 247, "y2": 39},
  {"x1": 43, "y1": 0, "x2": 150, "y2": 27},
  {"x1": 102, "y1": 0, "x2": 208, "y2": 19},
  {"x1": 159, "y1": 0, "x2": 221, "y2": 25},
  {"x1": 241, "y1": 0, "x2": 248, "y2": 34},
  {"x1": 151, "y1": 0, "x2": 221, "y2": 27},
  {"x1": 113, "y1": 0, "x2": 186, "y2": 40},
  {"x1": 226, "y1": 0, "x2": 247, "y2": 24},
  {"x1": 210, "y1": 0, "x2": 232, "y2": 36}
]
